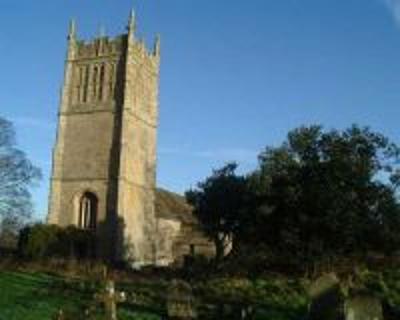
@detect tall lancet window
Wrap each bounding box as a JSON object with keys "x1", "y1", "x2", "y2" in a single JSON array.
[
  {"x1": 75, "y1": 67, "x2": 83, "y2": 104},
  {"x1": 108, "y1": 63, "x2": 115, "y2": 100},
  {"x1": 99, "y1": 64, "x2": 105, "y2": 101},
  {"x1": 83, "y1": 66, "x2": 90, "y2": 103},
  {"x1": 92, "y1": 66, "x2": 99, "y2": 101},
  {"x1": 79, "y1": 192, "x2": 98, "y2": 230}
]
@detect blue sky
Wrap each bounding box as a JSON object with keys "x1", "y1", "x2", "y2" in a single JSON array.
[{"x1": 1, "y1": 0, "x2": 400, "y2": 220}]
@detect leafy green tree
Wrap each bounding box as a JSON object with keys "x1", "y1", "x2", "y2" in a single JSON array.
[
  {"x1": 251, "y1": 125, "x2": 400, "y2": 267},
  {"x1": 0, "y1": 117, "x2": 41, "y2": 222},
  {"x1": 186, "y1": 163, "x2": 249, "y2": 263}
]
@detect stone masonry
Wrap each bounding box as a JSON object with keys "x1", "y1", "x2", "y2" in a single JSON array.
[{"x1": 48, "y1": 12, "x2": 160, "y2": 267}]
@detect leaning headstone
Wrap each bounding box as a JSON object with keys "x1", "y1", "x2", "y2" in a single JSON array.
[
  {"x1": 167, "y1": 279, "x2": 197, "y2": 320},
  {"x1": 95, "y1": 279, "x2": 126, "y2": 320},
  {"x1": 345, "y1": 291, "x2": 383, "y2": 320},
  {"x1": 308, "y1": 273, "x2": 345, "y2": 320}
]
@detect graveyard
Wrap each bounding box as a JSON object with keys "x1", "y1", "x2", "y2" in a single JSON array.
[
  {"x1": 0, "y1": 270, "x2": 161, "y2": 320},
  {"x1": 1, "y1": 259, "x2": 400, "y2": 319}
]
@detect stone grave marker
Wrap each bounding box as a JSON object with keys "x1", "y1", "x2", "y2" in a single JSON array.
[
  {"x1": 345, "y1": 291, "x2": 383, "y2": 320},
  {"x1": 216, "y1": 302, "x2": 254, "y2": 320},
  {"x1": 240, "y1": 304, "x2": 254, "y2": 320},
  {"x1": 53, "y1": 309, "x2": 65, "y2": 320},
  {"x1": 167, "y1": 279, "x2": 197, "y2": 320},
  {"x1": 95, "y1": 279, "x2": 126, "y2": 320},
  {"x1": 308, "y1": 273, "x2": 345, "y2": 320}
]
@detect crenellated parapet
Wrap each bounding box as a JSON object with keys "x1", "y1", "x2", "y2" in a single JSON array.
[
  {"x1": 74, "y1": 36, "x2": 127, "y2": 60},
  {"x1": 69, "y1": 24, "x2": 159, "y2": 65},
  {"x1": 62, "y1": 14, "x2": 160, "y2": 114}
]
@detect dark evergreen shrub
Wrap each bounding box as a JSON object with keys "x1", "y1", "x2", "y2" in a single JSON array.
[{"x1": 18, "y1": 224, "x2": 96, "y2": 260}]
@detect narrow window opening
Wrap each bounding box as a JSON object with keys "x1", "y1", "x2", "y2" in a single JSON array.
[
  {"x1": 92, "y1": 66, "x2": 98, "y2": 101},
  {"x1": 78, "y1": 192, "x2": 98, "y2": 230},
  {"x1": 83, "y1": 66, "x2": 90, "y2": 103},
  {"x1": 76, "y1": 67, "x2": 83, "y2": 103},
  {"x1": 99, "y1": 64, "x2": 105, "y2": 101},
  {"x1": 108, "y1": 63, "x2": 115, "y2": 100}
]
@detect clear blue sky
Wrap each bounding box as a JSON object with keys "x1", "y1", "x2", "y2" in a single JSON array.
[{"x1": 1, "y1": 0, "x2": 400, "y2": 221}]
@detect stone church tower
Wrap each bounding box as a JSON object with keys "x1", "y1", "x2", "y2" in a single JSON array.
[{"x1": 48, "y1": 12, "x2": 160, "y2": 266}]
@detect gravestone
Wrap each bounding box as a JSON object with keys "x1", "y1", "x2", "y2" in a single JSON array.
[
  {"x1": 53, "y1": 309, "x2": 65, "y2": 320},
  {"x1": 216, "y1": 302, "x2": 254, "y2": 320},
  {"x1": 167, "y1": 279, "x2": 197, "y2": 320},
  {"x1": 95, "y1": 279, "x2": 126, "y2": 320},
  {"x1": 52, "y1": 309, "x2": 77, "y2": 320},
  {"x1": 345, "y1": 292, "x2": 383, "y2": 320},
  {"x1": 308, "y1": 273, "x2": 345, "y2": 320},
  {"x1": 240, "y1": 305, "x2": 254, "y2": 320}
]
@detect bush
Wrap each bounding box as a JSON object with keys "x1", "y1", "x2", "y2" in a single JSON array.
[
  {"x1": 18, "y1": 224, "x2": 96, "y2": 260},
  {"x1": 182, "y1": 254, "x2": 213, "y2": 279}
]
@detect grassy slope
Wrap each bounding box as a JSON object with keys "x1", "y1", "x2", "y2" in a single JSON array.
[
  {"x1": 1, "y1": 268, "x2": 400, "y2": 320},
  {"x1": 0, "y1": 272, "x2": 82, "y2": 320},
  {"x1": 0, "y1": 270, "x2": 308, "y2": 320},
  {"x1": 0, "y1": 271, "x2": 161, "y2": 320}
]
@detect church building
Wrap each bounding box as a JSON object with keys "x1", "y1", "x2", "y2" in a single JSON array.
[{"x1": 47, "y1": 12, "x2": 214, "y2": 267}]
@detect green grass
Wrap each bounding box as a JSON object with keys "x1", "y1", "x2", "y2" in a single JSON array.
[
  {"x1": 1, "y1": 268, "x2": 399, "y2": 320},
  {"x1": 195, "y1": 277, "x2": 309, "y2": 320},
  {"x1": 0, "y1": 271, "x2": 163, "y2": 320},
  {"x1": 0, "y1": 271, "x2": 77, "y2": 320},
  {"x1": 0, "y1": 270, "x2": 309, "y2": 320}
]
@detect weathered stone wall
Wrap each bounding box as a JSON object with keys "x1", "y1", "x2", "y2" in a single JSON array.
[
  {"x1": 154, "y1": 219, "x2": 216, "y2": 266},
  {"x1": 116, "y1": 28, "x2": 159, "y2": 266},
  {"x1": 172, "y1": 223, "x2": 216, "y2": 264},
  {"x1": 155, "y1": 218, "x2": 182, "y2": 266},
  {"x1": 154, "y1": 189, "x2": 215, "y2": 266},
  {"x1": 48, "y1": 17, "x2": 160, "y2": 266}
]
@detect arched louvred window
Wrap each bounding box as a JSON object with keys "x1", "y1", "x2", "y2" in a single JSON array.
[{"x1": 79, "y1": 192, "x2": 98, "y2": 230}]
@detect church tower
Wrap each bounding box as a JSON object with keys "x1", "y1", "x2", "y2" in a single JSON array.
[{"x1": 48, "y1": 12, "x2": 160, "y2": 266}]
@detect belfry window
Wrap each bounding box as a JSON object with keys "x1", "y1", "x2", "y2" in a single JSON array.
[
  {"x1": 92, "y1": 66, "x2": 99, "y2": 100},
  {"x1": 79, "y1": 192, "x2": 98, "y2": 230},
  {"x1": 76, "y1": 67, "x2": 84, "y2": 103},
  {"x1": 83, "y1": 66, "x2": 90, "y2": 103},
  {"x1": 108, "y1": 63, "x2": 115, "y2": 99},
  {"x1": 99, "y1": 64, "x2": 105, "y2": 100}
]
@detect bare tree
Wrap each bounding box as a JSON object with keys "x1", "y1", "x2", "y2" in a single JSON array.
[{"x1": 0, "y1": 117, "x2": 41, "y2": 223}]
